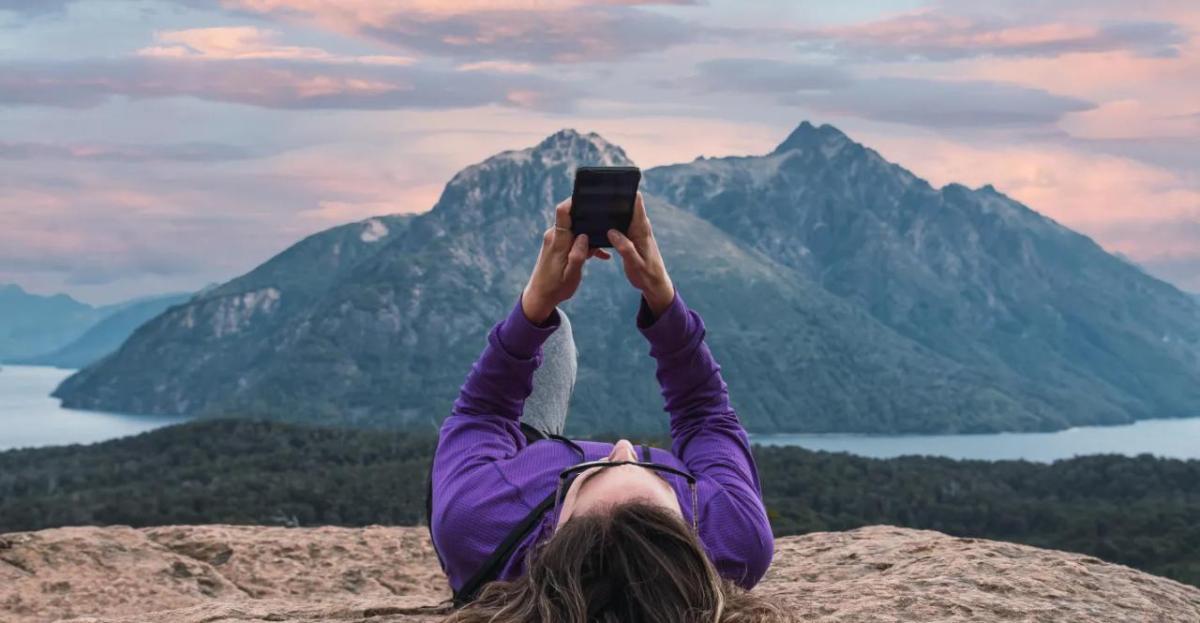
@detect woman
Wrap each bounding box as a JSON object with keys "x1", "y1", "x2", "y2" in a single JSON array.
[{"x1": 430, "y1": 193, "x2": 781, "y2": 622}]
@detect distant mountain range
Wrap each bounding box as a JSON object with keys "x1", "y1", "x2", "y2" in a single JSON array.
[
  {"x1": 19, "y1": 293, "x2": 192, "y2": 369},
  {"x1": 54, "y1": 124, "x2": 1200, "y2": 434},
  {"x1": 0, "y1": 285, "x2": 189, "y2": 368},
  {"x1": 0, "y1": 285, "x2": 102, "y2": 362}
]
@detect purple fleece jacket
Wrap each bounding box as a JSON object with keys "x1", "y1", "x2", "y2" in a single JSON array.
[{"x1": 430, "y1": 288, "x2": 774, "y2": 592}]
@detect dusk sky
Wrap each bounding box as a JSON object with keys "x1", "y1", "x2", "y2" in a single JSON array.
[{"x1": 1, "y1": 0, "x2": 1197, "y2": 303}]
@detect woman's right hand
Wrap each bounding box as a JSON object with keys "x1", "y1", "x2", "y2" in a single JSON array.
[
  {"x1": 607, "y1": 192, "x2": 675, "y2": 317},
  {"x1": 522, "y1": 199, "x2": 610, "y2": 325}
]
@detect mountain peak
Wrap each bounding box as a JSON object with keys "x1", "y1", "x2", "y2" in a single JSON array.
[
  {"x1": 531, "y1": 128, "x2": 634, "y2": 167},
  {"x1": 773, "y1": 121, "x2": 854, "y2": 156}
]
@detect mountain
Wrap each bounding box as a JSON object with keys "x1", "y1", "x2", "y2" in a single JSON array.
[
  {"x1": 644, "y1": 121, "x2": 1200, "y2": 430},
  {"x1": 0, "y1": 284, "x2": 103, "y2": 362},
  {"x1": 54, "y1": 125, "x2": 1200, "y2": 434},
  {"x1": 18, "y1": 293, "x2": 192, "y2": 368},
  {"x1": 56, "y1": 130, "x2": 1024, "y2": 434},
  {"x1": 55, "y1": 214, "x2": 415, "y2": 417}
]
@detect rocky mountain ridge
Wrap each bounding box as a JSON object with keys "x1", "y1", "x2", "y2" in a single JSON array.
[
  {"x1": 53, "y1": 124, "x2": 1200, "y2": 434},
  {"x1": 2, "y1": 524, "x2": 1198, "y2": 623},
  {"x1": 645, "y1": 121, "x2": 1200, "y2": 430}
]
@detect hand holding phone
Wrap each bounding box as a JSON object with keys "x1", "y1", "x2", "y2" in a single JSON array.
[
  {"x1": 604, "y1": 192, "x2": 675, "y2": 318},
  {"x1": 521, "y1": 199, "x2": 612, "y2": 325}
]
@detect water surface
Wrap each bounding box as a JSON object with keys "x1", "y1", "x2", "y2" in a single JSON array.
[
  {"x1": 0, "y1": 365, "x2": 189, "y2": 451},
  {"x1": 5, "y1": 363, "x2": 1198, "y2": 462},
  {"x1": 754, "y1": 417, "x2": 1200, "y2": 462}
]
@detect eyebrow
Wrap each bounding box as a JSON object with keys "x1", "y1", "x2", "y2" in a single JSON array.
[{"x1": 571, "y1": 464, "x2": 605, "y2": 490}]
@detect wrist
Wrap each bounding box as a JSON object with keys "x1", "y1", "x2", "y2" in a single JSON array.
[
  {"x1": 642, "y1": 279, "x2": 675, "y2": 318},
  {"x1": 521, "y1": 288, "x2": 555, "y2": 326}
]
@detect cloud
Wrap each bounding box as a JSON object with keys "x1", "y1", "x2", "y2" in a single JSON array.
[
  {"x1": 0, "y1": 136, "x2": 445, "y2": 300},
  {"x1": 1090, "y1": 217, "x2": 1200, "y2": 291},
  {"x1": 207, "y1": 0, "x2": 703, "y2": 63},
  {"x1": 803, "y1": 11, "x2": 1189, "y2": 62},
  {"x1": 456, "y1": 60, "x2": 536, "y2": 73},
  {"x1": 138, "y1": 26, "x2": 413, "y2": 64},
  {"x1": 0, "y1": 0, "x2": 75, "y2": 16},
  {"x1": 0, "y1": 140, "x2": 260, "y2": 162},
  {"x1": 804, "y1": 77, "x2": 1094, "y2": 128},
  {"x1": 681, "y1": 58, "x2": 1094, "y2": 128},
  {"x1": 680, "y1": 58, "x2": 852, "y2": 93},
  {"x1": 0, "y1": 183, "x2": 213, "y2": 287},
  {"x1": 0, "y1": 57, "x2": 575, "y2": 111}
]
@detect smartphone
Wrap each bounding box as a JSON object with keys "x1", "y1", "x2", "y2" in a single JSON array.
[{"x1": 570, "y1": 166, "x2": 641, "y2": 248}]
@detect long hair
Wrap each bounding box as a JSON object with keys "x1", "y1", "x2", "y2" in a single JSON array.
[{"x1": 442, "y1": 502, "x2": 790, "y2": 623}]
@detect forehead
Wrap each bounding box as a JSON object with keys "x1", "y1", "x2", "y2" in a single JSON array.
[{"x1": 572, "y1": 464, "x2": 675, "y2": 506}]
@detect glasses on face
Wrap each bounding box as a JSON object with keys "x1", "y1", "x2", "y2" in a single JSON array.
[{"x1": 553, "y1": 459, "x2": 699, "y2": 533}]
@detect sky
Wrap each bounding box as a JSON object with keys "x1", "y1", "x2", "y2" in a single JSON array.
[{"x1": 1, "y1": 0, "x2": 1197, "y2": 304}]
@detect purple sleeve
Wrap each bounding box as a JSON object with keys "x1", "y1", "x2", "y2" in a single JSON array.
[
  {"x1": 637, "y1": 288, "x2": 774, "y2": 588},
  {"x1": 431, "y1": 293, "x2": 560, "y2": 590}
]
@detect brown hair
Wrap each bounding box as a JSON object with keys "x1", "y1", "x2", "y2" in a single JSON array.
[{"x1": 442, "y1": 502, "x2": 790, "y2": 623}]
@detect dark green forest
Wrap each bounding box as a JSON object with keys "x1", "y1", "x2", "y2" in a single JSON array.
[{"x1": 2, "y1": 419, "x2": 1198, "y2": 588}]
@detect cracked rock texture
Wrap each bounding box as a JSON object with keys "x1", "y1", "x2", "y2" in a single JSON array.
[{"x1": 3, "y1": 525, "x2": 1199, "y2": 622}]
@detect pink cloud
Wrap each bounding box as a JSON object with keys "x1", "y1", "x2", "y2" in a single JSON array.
[
  {"x1": 807, "y1": 9, "x2": 1186, "y2": 61},
  {"x1": 211, "y1": 0, "x2": 700, "y2": 62},
  {"x1": 0, "y1": 140, "x2": 257, "y2": 162},
  {"x1": 0, "y1": 135, "x2": 447, "y2": 298},
  {"x1": 0, "y1": 58, "x2": 572, "y2": 111},
  {"x1": 138, "y1": 26, "x2": 414, "y2": 65}
]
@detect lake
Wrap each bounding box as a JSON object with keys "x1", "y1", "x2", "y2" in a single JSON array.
[
  {"x1": 0, "y1": 365, "x2": 189, "y2": 451},
  {"x1": 3, "y1": 363, "x2": 1199, "y2": 461},
  {"x1": 754, "y1": 418, "x2": 1200, "y2": 462}
]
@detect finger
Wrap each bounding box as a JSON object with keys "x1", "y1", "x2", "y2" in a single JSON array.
[
  {"x1": 590, "y1": 248, "x2": 612, "y2": 260},
  {"x1": 554, "y1": 198, "x2": 572, "y2": 231},
  {"x1": 607, "y1": 229, "x2": 645, "y2": 268},
  {"x1": 549, "y1": 199, "x2": 575, "y2": 252},
  {"x1": 633, "y1": 192, "x2": 651, "y2": 232},
  {"x1": 564, "y1": 234, "x2": 589, "y2": 281}
]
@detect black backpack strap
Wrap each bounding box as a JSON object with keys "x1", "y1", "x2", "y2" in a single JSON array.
[
  {"x1": 453, "y1": 490, "x2": 557, "y2": 606},
  {"x1": 428, "y1": 421, "x2": 584, "y2": 608}
]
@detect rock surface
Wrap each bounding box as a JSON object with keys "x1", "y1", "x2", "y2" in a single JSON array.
[{"x1": 3, "y1": 524, "x2": 1199, "y2": 622}]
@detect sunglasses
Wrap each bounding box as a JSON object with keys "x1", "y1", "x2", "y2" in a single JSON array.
[{"x1": 553, "y1": 459, "x2": 699, "y2": 532}]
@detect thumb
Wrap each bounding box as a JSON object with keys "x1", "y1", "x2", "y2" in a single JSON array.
[{"x1": 607, "y1": 229, "x2": 645, "y2": 268}]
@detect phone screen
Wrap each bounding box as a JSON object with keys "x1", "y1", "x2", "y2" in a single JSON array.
[{"x1": 570, "y1": 166, "x2": 641, "y2": 248}]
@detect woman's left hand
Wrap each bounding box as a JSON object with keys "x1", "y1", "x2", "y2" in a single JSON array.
[{"x1": 522, "y1": 198, "x2": 610, "y2": 324}]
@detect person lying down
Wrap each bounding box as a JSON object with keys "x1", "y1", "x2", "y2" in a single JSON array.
[{"x1": 429, "y1": 193, "x2": 785, "y2": 622}]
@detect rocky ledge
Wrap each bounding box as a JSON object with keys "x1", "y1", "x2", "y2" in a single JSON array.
[{"x1": 2, "y1": 525, "x2": 1199, "y2": 622}]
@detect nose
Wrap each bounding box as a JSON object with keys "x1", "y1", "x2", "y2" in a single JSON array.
[{"x1": 608, "y1": 439, "x2": 637, "y2": 462}]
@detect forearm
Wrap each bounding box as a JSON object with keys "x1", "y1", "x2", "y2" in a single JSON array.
[
  {"x1": 637, "y1": 288, "x2": 731, "y2": 430},
  {"x1": 637, "y1": 288, "x2": 764, "y2": 494}
]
